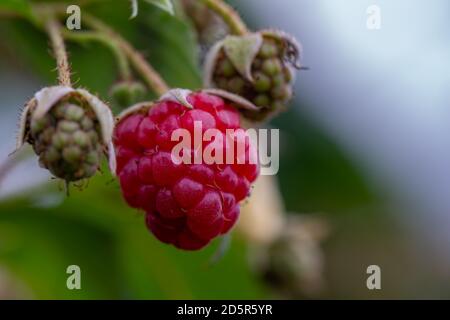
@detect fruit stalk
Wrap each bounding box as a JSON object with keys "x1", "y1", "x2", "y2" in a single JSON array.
[
  {"x1": 62, "y1": 30, "x2": 132, "y2": 81},
  {"x1": 201, "y1": 0, "x2": 248, "y2": 35},
  {"x1": 82, "y1": 13, "x2": 170, "y2": 96},
  {"x1": 45, "y1": 18, "x2": 72, "y2": 87}
]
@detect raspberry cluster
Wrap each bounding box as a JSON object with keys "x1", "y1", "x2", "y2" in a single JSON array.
[
  {"x1": 212, "y1": 36, "x2": 294, "y2": 120},
  {"x1": 28, "y1": 99, "x2": 103, "y2": 182},
  {"x1": 114, "y1": 92, "x2": 259, "y2": 250}
]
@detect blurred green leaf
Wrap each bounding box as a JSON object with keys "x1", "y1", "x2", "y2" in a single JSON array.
[
  {"x1": 135, "y1": 5, "x2": 202, "y2": 89},
  {"x1": 144, "y1": 0, "x2": 174, "y2": 15},
  {"x1": 0, "y1": 0, "x2": 32, "y2": 19},
  {"x1": 130, "y1": 0, "x2": 174, "y2": 19},
  {"x1": 0, "y1": 173, "x2": 267, "y2": 299},
  {"x1": 0, "y1": 205, "x2": 121, "y2": 299}
]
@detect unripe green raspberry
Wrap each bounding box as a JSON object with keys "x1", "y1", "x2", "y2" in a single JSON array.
[
  {"x1": 58, "y1": 120, "x2": 79, "y2": 133},
  {"x1": 45, "y1": 147, "x2": 60, "y2": 163},
  {"x1": 253, "y1": 72, "x2": 271, "y2": 92},
  {"x1": 262, "y1": 58, "x2": 282, "y2": 76},
  {"x1": 65, "y1": 104, "x2": 85, "y2": 121},
  {"x1": 82, "y1": 163, "x2": 98, "y2": 178},
  {"x1": 87, "y1": 130, "x2": 99, "y2": 145},
  {"x1": 80, "y1": 117, "x2": 94, "y2": 130},
  {"x1": 73, "y1": 130, "x2": 90, "y2": 148},
  {"x1": 251, "y1": 215, "x2": 329, "y2": 298},
  {"x1": 62, "y1": 145, "x2": 82, "y2": 164},
  {"x1": 33, "y1": 102, "x2": 101, "y2": 181},
  {"x1": 110, "y1": 81, "x2": 147, "y2": 109},
  {"x1": 258, "y1": 40, "x2": 279, "y2": 58},
  {"x1": 254, "y1": 94, "x2": 270, "y2": 107},
  {"x1": 17, "y1": 86, "x2": 115, "y2": 183},
  {"x1": 85, "y1": 150, "x2": 100, "y2": 165},
  {"x1": 30, "y1": 116, "x2": 50, "y2": 135},
  {"x1": 272, "y1": 73, "x2": 285, "y2": 87},
  {"x1": 228, "y1": 77, "x2": 246, "y2": 94},
  {"x1": 215, "y1": 77, "x2": 229, "y2": 90},
  {"x1": 204, "y1": 30, "x2": 302, "y2": 121},
  {"x1": 218, "y1": 59, "x2": 236, "y2": 77},
  {"x1": 52, "y1": 132, "x2": 70, "y2": 150},
  {"x1": 271, "y1": 84, "x2": 292, "y2": 100}
]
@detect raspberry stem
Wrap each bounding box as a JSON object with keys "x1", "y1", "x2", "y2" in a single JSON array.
[
  {"x1": 82, "y1": 13, "x2": 170, "y2": 96},
  {"x1": 0, "y1": 9, "x2": 24, "y2": 19},
  {"x1": 45, "y1": 18, "x2": 72, "y2": 87},
  {"x1": 200, "y1": 0, "x2": 248, "y2": 35}
]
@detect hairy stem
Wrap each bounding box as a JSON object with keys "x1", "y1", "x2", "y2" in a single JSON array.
[
  {"x1": 45, "y1": 18, "x2": 72, "y2": 87},
  {"x1": 82, "y1": 13, "x2": 170, "y2": 96},
  {"x1": 62, "y1": 30, "x2": 132, "y2": 81},
  {"x1": 201, "y1": 0, "x2": 248, "y2": 35}
]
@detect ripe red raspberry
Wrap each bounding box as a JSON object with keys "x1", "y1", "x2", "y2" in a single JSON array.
[{"x1": 114, "y1": 91, "x2": 259, "y2": 250}]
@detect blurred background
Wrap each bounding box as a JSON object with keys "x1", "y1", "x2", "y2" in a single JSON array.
[{"x1": 0, "y1": 0, "x2": 449, "y2": 299}]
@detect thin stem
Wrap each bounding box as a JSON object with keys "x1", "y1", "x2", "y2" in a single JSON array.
[
  {"x1": 201, "y1": 0, "x2": 248, "y2": 35},
  {"x1": 125, "y1": 44, "x2": 169, "y2": 95},
  {"x1": 82, "y1": 13, "x2": 170, "y2": 96},
  {"x1": 62, "y1": 30, "x2": 132, "y2": 81},
  {"x1": 0, "y1": 9, "x2": 23, "y2": 19},
  {"x1": 45, "y1": 18, "x2": 72, "y2": 87}
]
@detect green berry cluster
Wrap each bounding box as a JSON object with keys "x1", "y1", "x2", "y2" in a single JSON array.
[
  {"x1": 110, "y1": 81, "x2": 146, "y2": 108},
  {"x1": 29, "y1": 99, "x2": 103, "y2": 182},
  {"x1": 213, "y1": 37, "x2": 294, "y2": 120}
]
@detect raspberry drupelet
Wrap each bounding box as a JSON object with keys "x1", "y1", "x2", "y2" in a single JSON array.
[{"x1": 114, "y1": 91, "x2": 259, "y2": 250}]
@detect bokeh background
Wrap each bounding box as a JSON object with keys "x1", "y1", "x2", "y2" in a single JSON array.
[{"x1": 0, "y1": 0, "x2": 449, "y2": 299}]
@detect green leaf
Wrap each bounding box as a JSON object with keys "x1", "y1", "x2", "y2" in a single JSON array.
[
  {"x1": 130, "y1": 0, "x2": 174, "y2": 19},
  {"x1": 0, "y1": 173, "x2": 267, "y2": 299},
  {"x1": 144, "y1": 0, "x2": 174, "y2": 15},
  {"x1": 0, "y1": 204, "x2": 123, "y2": 299},
  {"x1": 0, "y1": 0, "x2": 32, "y2": 18},
  {"x1": 136, "y1": 5, "x2": 202, "y2": 89},
  {"x1": 129, "y1": 0, "x2": 139, "y2": 18}
]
